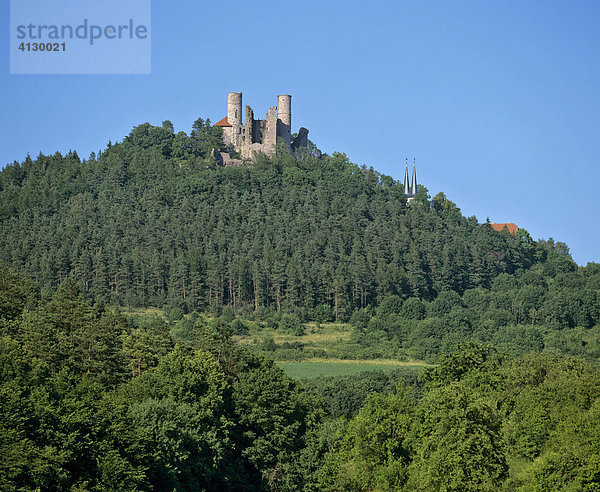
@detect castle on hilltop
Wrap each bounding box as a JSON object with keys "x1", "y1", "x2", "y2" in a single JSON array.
[
  {"x1": 212, "y1": 92, "x2": 420, "y2": 203},
  {"x1": 214, "y1": 92, "x2": 308, "y2": 165}
]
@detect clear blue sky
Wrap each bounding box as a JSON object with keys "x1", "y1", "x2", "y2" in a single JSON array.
[{"x1": 2, "y1": 0, "x2": 599, "y2": 265}]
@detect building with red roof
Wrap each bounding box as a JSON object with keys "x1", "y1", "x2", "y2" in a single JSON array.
[{"x1": 490, "y1": 223, "x2": 519, "y2": 236}]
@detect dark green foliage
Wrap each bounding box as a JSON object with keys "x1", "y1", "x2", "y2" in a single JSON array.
[
  {"x1": 2, "y1": 268, "x2": 600, "y2": 491},
  {"x1": 405, "y1": 383, "x2": 508, "y2": 491},
  {"x1": 0, "y1": 269, "x2": 324, "y2": 491},
  {"x1": 349, "y1": 308, "x2": 372, "y2": 331},
  {"x1": 230, "y1": 317, "x2": 249, "y2": 335},
  {"x1": 320, "y1": 388, "x2": 414, "y2": 491},
  {"x1": 4, "y1": 120, "x2": 592, "y2": 361},
  {"x1": 314, "y1": 303, "x2": 334, "y2": 323},
  {"x1": 116, "y1": 348, "x2": 233, "y2": 490},
  {"x1": 401, "y1": 297, "x2": 427, "y2": 320},
  {"x1": 338, "y1": 258, "x2": 600, "y2": 364},
  {"x1": 18, "y1": 279, "x2": 129, "y2": 386},
  {"x1": 376, "y1": 295, "x2": 404, "y2": 317},
  {"x1": 302, "y1": 369, "x2": 422, "y2": 418},
  {"x1": 0, "y1": 121, "x2": 549, "y2": 316},
  {"x1": 421, "y1": 342, "x2": 504, "y2": 388},
  {"x1": 124, "y1": 316, "x2": 174, "y2": 377},
  {"x1": 1, "y1": 115, "x2": 600, "y2": 490},
  {"x1": 280, "y1": 313, "x2": 304, "y2": 335},
  {"x1": 428, "y1": 290, "x2": 462, "y2": 317},
  {"x1": 0, "y1": 262, "x2": 38, "y2": 325},
  {"x1": 314, "y1": 344, "x2": 600, "y2": 491}
]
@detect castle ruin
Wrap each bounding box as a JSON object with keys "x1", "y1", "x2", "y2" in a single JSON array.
[{"x1": 214, "y1": 92, "x2": 308, "y2": 165}]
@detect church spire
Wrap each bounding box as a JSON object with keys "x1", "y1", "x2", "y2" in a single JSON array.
[
  {"x1": 404, "y1": 159, "x2": 410, "y2": 196},
  {"x1": 410, "y1": 160, "x2": 417, "y2": 196}
]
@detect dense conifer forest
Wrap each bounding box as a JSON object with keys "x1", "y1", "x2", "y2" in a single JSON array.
[
  {"x1": 1, "y1": 119, "x2": 599, "y2": 490},
  {"x1": 0, "y1": 120, "x2": 547, "y2": 314}
]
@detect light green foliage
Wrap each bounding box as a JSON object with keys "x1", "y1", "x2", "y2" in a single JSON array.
[
  {"x1": 421, "y1": 342, "x2": 504, "y2": 389},
  {"x1": 231, "y1": 355, "x2": 317, "y2": 488},
  {"x1": 121, "y1": 348, "x2": 232, "y2": 489},
  {"x1": 1, "y1": 114, "x2": 600, "y2": 490},
  {"x1": 280, "y1": 313, "x2": 305, "y2": 335},
  {"x1": 320, "y1": 387, "x2": 413, "y2": 491},
  {"x1": 401, "y1": 298, "x2": 427, "y2": 320},
  {"x1": 406, "y1": 383, "x2": 508, "y2": 491},
  {"x1": 502, "y1": 354, "x2": 600, "y2": 460},
  {"x1": 515, "y1": 399, "x2": 600, "y2": 491}
]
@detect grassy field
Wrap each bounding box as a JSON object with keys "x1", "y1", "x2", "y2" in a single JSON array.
[
  {"x1": 120, "y1": 307, "x2": 167, "y2": 319},
  {"x1": 119, "y1": 310, "x2": 432, "y2": 377},
  {"x1": 236, "y1": 322, "x2": 352, "y2": 353},
  {"x1": 277, "y1": 359, "x2": 429, "y2": 379}
]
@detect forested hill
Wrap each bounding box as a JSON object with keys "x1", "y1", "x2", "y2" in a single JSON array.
[{"x1": 0, "y1": 119, "x2": 575, "y2": 317}]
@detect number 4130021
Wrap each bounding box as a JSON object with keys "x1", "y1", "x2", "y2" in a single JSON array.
[{"x1": 18, "y1": 42, "x2": 66, "y2": 52}]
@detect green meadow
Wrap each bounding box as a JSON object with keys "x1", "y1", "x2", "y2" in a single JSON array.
[{"x1": 277, "y1": 359, "x2": 428, "y2": 379}]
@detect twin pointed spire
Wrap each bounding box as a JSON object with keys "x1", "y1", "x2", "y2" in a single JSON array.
[{"x1": 404, "y1": 158, "x2": 418, "y2": 199}]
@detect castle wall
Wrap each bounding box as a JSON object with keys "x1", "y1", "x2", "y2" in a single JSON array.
[
  {"x1": 222, "y1": 127, "x2": 233, "y2": 147},
  {"x1": 263, "y1": 106, "x2": 277, "y2": 154},
  {"x1": 242, "y1": 106, "x2": 254, "y2": 159},
  {"x1": 254, "y1": 120, "x2": 266, "y2": 143},
  {"x1": 219, "y1": 92, "x2": 305, "y2": 161}
]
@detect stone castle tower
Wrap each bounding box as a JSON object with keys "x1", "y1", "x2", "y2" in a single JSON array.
[{"x1": 214, "y1": 92, "x2": 308, "y2": 164}]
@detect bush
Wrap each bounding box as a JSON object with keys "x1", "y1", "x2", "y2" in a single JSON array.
[
  {"x1": 280, "y1": 314, "x2": 304, "y2": 335},
  {"x1": 350, "y1": 308, "x2": 372, "y2": 331},
  {"x1": 401, "y1": 298, "x2": 426, "y2": 320},
  {"x1": 428, "y1": 290, "x2": 462, "y2": 317},
  {"x1": 230, "y1": 318, "x2": 249, "y2": 335},
  {"x1": 220, "y1": 306, "x2": 235, "y2": 323},
  {"x1": 259, "y1": 335, "x2": 276, "y2": 352},
  {"x1": 314, "y1": 304, "x2": 334, "y2": 323},
  {"x1": 171, "y1": 316, "x2": 195, "y2": 342},
  {"x1": 377, "y1": 295, "x2": 404, "y2": 318},
  {"x1": 168, "y1": 307, "x2": 184, "y2": 322}
]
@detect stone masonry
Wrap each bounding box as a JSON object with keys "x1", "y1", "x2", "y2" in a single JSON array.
[{"x1": 214, "y1": 92, "x2": 308, "y2": 165}]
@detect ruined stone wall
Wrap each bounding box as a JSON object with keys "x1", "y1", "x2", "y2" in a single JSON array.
[
  {"x1": 220, "y1": 92, "x2": 304, "y2": 160},
  {"x1": 263, "y1": 106, "x2": 277, "y2": 155},
  {"x1": 240, "y1": 106, "x2": 278, "y2": 158},
  {"x1": 254, "y1": 120, "x2": 266, "y2": 144},
  {"x1": 242, "y1": 106, "x2": 254, "y2": 159}
]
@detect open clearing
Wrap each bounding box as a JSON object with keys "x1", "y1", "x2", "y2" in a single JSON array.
[{"x1": 277, "y1": 359, "x2": 430, "y2": 379}]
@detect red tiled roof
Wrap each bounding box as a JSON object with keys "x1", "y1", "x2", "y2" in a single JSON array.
[
  {"x1": 214, "y1": 117, "x2": 232, "y2": 127},
  {"x1": 491, "y1": 223, "x2": 519, "y2": 236}
]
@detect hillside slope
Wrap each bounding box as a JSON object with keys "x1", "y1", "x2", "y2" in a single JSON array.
[{"x1": 0, "y1": 120, "x2": 573, "y2": 319}]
